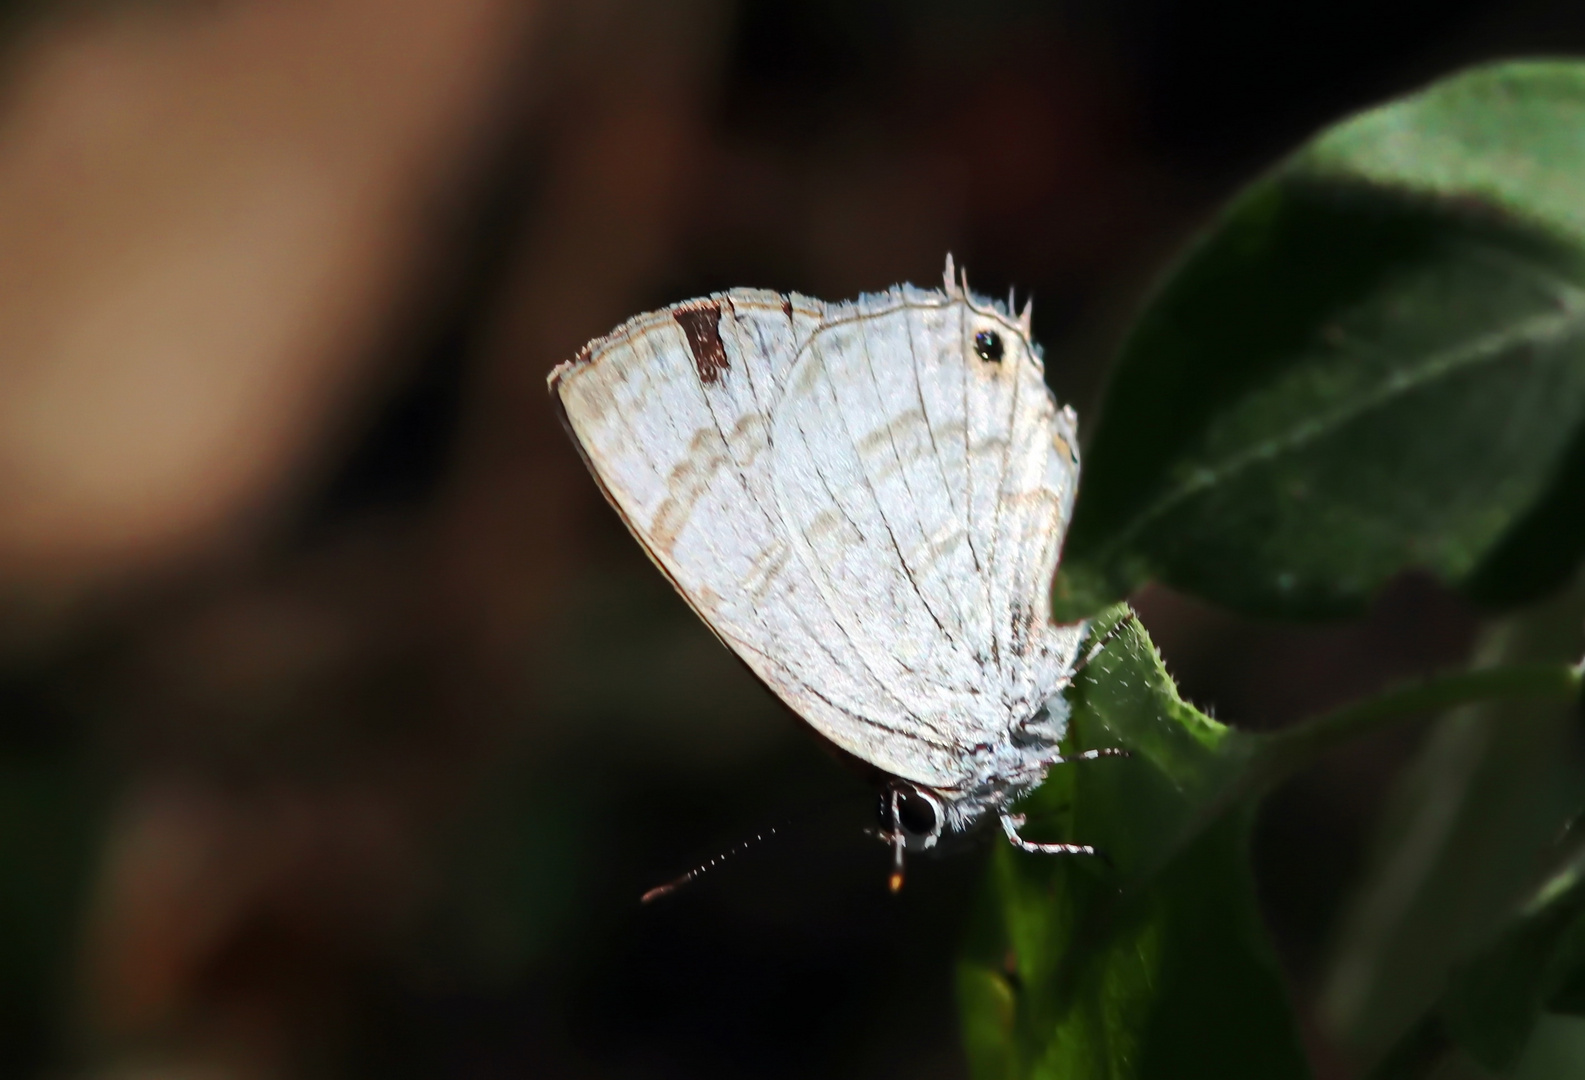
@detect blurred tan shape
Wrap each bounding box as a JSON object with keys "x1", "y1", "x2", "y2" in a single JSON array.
[
  {"x1": 0, "y1": 0, "x2": 538, "y2": 595},
  {"x1": 81, "y1": 776, "x2": 420, "y2": 1070}
]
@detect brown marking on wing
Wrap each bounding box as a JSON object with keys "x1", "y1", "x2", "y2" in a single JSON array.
[
  {"x1": 1052, "y1": 433, "x2": 1074, "y2": 462},
  {"x1": 742, "y1": 540, "x2": 792, "y2": 606},
  {"x1": 675, "y1": 302, "x2": 730, "y2": 384},
  {"x1": 781, "y1": 296, "x2": 793, "y2": 322},
  {"x1": 1008, "y1": 600, "x2": 1039, "y2": 659},
  {"x1": 649, "y1": 426, "x2": 729, "y2": 556}
]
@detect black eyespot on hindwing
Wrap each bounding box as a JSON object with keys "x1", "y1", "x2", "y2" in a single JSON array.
[{"x1": 974, "y1": 329, "x2": 1004, "y2": 363}]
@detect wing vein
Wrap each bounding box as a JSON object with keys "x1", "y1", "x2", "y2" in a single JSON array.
[
  {"x1": 675, "y1": 312, "x2": 921, "y2": 735},
  {"x1": 986, "y1": 339, "x2": 1024, "y2": 701},
  {"x1": 856, "y1": 310, "x2": 958, "y2": 644},
  {"x1": 784, "y1": 349, "x2": 955, "y2": 743}
]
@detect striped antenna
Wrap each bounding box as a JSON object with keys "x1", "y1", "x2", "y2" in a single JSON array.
[{"x1": 640, "y1": 826, "x2": 782, "y2": 904}]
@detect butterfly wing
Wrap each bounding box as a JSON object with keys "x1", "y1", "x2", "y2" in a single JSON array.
[
  {"x1": 549, "y1": 273, "x2": 1082, "y2": 789},
  {"x1": 768, "y1": 284, "x2": 1086, "y2": 762}
]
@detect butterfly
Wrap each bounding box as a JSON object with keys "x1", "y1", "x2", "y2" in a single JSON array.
[{"x1": 549, "y1": 256, "x2": 1118, "y2": 892}]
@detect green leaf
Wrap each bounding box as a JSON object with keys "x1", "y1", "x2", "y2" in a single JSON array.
[
  {"x1": 1320, "y1": 576, "x2": 1585, "y2": 1070},
  {"x1": 957, "y1": 598, "x2": 1585, "y2": 1078},
  {"x1": 1360, "y1": 841, "x2": 1585, "y2": 1079},
  {"x1": 1513, "y1": 1014, "x2": 1585, "y2": 1078},
  {"x1": 1054, "y1": 60, "x2": 1585, "y2": 621},
  {"x1": 1439, "y1": 846, "x2": 1585, "y2": 1071},
  {"x1": 958, "y1": 607, "x2": 1310, "y2": 1079}
]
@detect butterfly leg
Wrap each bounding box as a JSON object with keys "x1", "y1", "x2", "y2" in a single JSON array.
[
  {"x1": 887, "y1": 788, "x2": 907, "y2": 893},
  {"x1": 999, "y1": 812, "x2": 1104, "y2": 857},
  {"x1": 1065, "y1": 615, "x2": 1133, "y2": 682},
  {"x1": 1052, "y1": 747, "x2": 1129, "y2": 765}
]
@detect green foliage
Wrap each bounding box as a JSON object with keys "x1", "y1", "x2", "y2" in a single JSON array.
[
  {"x1": 953, "y1": 607, "x2": 1579, "y2": 1079},
  {"x1": 1442, "y1": 845, "x2": 1585, "y2": 1072},
  {"x1": 1321, "y1": 580, "x2": 1585, "y2": 1075},
  {"x1": 1053, "y1": 61, "x2": 1585, "y2": 621},
  {"x1": 1358, "y1": 837, "x2": 1585, "y2": 1080},
  {"x1": 959, "y1": 608, "x2": 1309, "y2": 1080},
  {"x1": 965, "y1": 59, "x2": 1585, "y2": 1079}
]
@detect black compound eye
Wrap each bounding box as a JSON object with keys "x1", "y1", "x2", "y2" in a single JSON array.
[
  {"x1": 897, "y1": 789, "x2": 938, "y2": 836},
  {"x1": 973, "y1": 329, "x2": 1004, "y2": 363}
]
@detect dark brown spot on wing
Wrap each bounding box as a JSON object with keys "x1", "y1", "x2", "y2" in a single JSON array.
[
  {"x1": 1009, "y1": 600, "x2": 1038, "y2": 659},
  {"x1": 675, "y1": 303, "x2": 730, "y2": 384},
  {"x1": 781, "y1": 296, "x2": 793, "y2": 322}
]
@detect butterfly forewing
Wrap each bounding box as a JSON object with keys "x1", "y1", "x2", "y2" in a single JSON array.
[{"x1": 554, "y1": 292, "x2": 949, "y2": 783}]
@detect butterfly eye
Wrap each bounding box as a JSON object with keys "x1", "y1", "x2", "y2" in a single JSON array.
[
  {"x1": 973, "y1": 329, "x2": 1004, "y2": 363},
  {"x1": 877, "y1": 787, "x2": 941, "y2": 840},
  {"x1": 897, "y1": 788, "x2": 939, "y2": 837}
]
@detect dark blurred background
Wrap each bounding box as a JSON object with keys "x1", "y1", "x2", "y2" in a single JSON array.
[{"x1": 0, "y1": 1, "x2": 1580, "y2": 1077}]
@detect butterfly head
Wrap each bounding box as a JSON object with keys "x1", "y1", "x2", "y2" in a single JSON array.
[{"x1": 878, "y1": 783, "x2": 948, "y2": 853}]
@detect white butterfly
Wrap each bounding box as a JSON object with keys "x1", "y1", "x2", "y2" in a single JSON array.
[{"x1": 549, "y1": 256, "x2": 1115, "y2": 888}]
